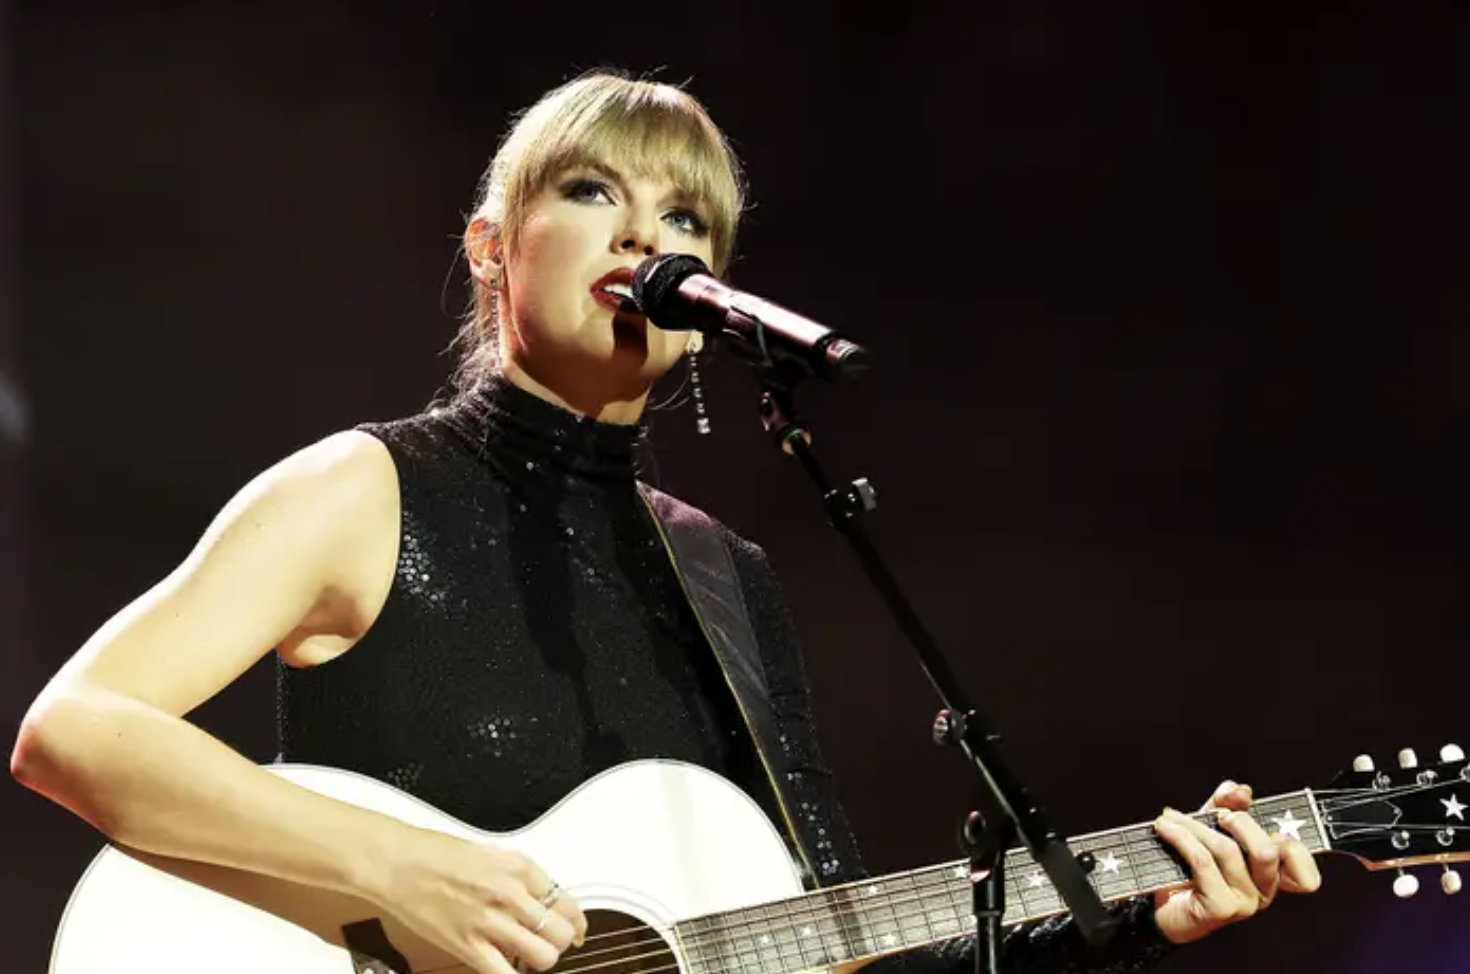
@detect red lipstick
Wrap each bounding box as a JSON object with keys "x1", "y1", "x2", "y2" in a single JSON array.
[{"x1": 590, "y1": 267, "x2": 642, "y2": 315}]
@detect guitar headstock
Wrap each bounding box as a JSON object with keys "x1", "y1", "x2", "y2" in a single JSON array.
[{"x1": 1319, "y1": 744, "x2": 1469, "y2": 897}]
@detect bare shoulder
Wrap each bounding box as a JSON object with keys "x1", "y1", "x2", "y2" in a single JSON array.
[
  {"x1": 243, "y1": 430, "x2": 397, "y2": 522},
  {"x1": 32, "y1": 431, "x2": 405, "y2": 714},
  {"x1": 173, "y1": 428, "x2": 404, "y2": 654},
  {"x1": 227, "y1": 431, "x2": 404, "y2": 658},
  {"x1": 196, "y1": 431, "x2": 397, "y2": 565}
]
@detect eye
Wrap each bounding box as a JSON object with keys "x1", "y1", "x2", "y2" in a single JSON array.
[
  {"x1": 664, "y1": 207, "x2": 710, "y2": 238},
  {"x1": 561, "y1": 178, "x2": 615, "y2": 205}
]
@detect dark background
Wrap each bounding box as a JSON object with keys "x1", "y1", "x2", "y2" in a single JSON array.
[{"x1": 5, "y1": 2, "x2": 1470, "y2": 971}]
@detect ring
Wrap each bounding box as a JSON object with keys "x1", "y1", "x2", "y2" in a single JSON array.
[
  {"x1": 540, "y1": 883, "x2": 562, "y2": 908},
  {"x1": 534, "y1": 908, "x2": 551, "y2": 934}
]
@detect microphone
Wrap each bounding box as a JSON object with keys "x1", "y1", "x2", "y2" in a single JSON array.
[{"x1": 632, "y1": 254, "x2": 870, "y2": 381}]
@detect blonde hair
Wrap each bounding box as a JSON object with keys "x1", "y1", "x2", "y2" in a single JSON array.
[{"x1": 453, "y1": 70, "x2": 745, "y2": 388}]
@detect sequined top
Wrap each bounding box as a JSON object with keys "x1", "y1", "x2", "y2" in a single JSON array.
[{"x1": 276, "y1": 375, "x2": 1174, "y2": 974}]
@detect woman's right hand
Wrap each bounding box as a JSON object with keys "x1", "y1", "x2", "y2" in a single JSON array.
[{"x1": 381, "y1": 829, "x2": 588, "y2": 974}]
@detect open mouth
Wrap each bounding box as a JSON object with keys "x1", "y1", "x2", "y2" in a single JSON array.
[{"x1": 592, "y1": 280, "x2": 641, "y2": 314}]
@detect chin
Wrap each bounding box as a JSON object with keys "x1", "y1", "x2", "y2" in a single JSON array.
[
  {"x1": 531, "y1": 314, "x2": 676, "y2": 388},
  {"x1": 610, "y1": 315, "x2": 651, "y2": 355}
]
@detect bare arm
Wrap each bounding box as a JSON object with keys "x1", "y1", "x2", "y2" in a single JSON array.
[
  {"x1": 11, "y1": 429, "x2": 586, "y2": 972},
  {"x1": 10, "y1": 431, "x2": 411, "y2": 901}
]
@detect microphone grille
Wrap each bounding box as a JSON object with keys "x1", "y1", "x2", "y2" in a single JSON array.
[{"x1": 633, "y1": 253, "x2": 712, "y2": 316}]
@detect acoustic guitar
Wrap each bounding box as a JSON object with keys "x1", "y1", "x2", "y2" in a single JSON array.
[{"x1": 49, "y1": 747, "x2": 1470, "y2": 973}]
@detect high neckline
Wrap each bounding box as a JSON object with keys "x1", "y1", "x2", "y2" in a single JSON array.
[{"x1": 454, "y1": 372, "x2": 642, "y2": 480}]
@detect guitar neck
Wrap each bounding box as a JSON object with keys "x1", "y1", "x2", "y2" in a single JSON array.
[{"x1": 674, "y1": 791, "x2": 1327, "y2": 974}]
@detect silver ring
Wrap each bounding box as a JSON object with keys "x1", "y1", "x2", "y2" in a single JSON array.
[{"x1": 540, "y1": 883, "x2": 562, "y2": 908}]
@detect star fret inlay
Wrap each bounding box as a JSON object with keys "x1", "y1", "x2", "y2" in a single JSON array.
[
  {"x1": 1098, "y1": 852, "x2": 1124, "y2": 875},
  {"x1": 1271, "y1": 810, "x2": 1304, "y2": 840}
]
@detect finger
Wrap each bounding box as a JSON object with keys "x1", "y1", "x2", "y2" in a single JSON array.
[
  {"x1": 525, "y1": 871, "x2": 585, "y2": 948},
  {"x1": 1217, "y1": 809, "x2": 1280, "y2": 905},
  {"x1": 1174, "y1": 812, "x2": 1253, "y2": 894},
  {"x1": 1160, "y1": 809, "x2": 1261, "y2": 917},
  {"x1": 466, "y1": 940, "x2": 522, "y2": 974},
  {"x1": 510, "y1": 893, "x2": 576, "y2": 953},
  {"x1": 1277, "y1": 838, "x2": 1323, "y2": 894},
  {"x1": 554, "y1": 892, "x2": 589, "y2": 948},
  {"x1": 482, "y1": 910, "x2": 561, "y2": 973},
  {"x1": 503, "y1": 855, "x2": 576, "y2": 947},
  {"x1": 1202, "y1": 780, "x2": 1253, "y2": 812},
  {"x1": 518, "y1": 858, "x2": 557, "y2": 902},
  {"x1": 1156, "y1": 811, "x2": 1236, "y2": 909}
]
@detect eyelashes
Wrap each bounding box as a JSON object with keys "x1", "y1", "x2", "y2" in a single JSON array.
[
  {"x1": 558, "y1": 177, "x2": 711, "y2": 239},
  {"x1": 560, "y1": 177, "x2": 613, "y2": 206}
]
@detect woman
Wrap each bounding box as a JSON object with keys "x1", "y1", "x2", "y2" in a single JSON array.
[{"x1": 10, "y1": 72, "x2": 1317, "y2": 974}]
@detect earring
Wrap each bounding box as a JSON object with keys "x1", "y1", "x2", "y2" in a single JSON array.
[{"x1": 688, "y1": 342, "x2": 711, "y2": 435}]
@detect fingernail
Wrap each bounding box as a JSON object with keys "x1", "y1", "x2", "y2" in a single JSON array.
[{"x1": 1217, "y1": 808, "x2": 1233, "y2": 824}]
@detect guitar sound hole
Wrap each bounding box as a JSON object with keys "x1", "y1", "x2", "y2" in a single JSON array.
[{"x1": 555, "y1": 909, "x2": 679, "y2": 974}]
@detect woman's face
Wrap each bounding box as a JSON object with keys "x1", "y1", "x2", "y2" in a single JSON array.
[{"x1": 477, "y1": 161, "x2": 717, "y2": 409}]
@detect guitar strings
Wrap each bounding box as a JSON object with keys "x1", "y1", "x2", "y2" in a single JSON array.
[
  {"x1": 547, "y1": 801, "x2": 1318, "y2": 966},
  {"x1": 1318, "y1": 782, "x2": 1460, "y2": 814},
  {"x1": 424, "y1": 791, "x2": 1330, "y2": 973},
  {"x1": 1325, "y1": 822, "x2": 1462, "y2": 832},
  {"x1": 407, "y1": 795, "x2": 1338, "y2": 974},
  {"x1": 522, "y1": 884, "x2": 998, "y2": 971},
  {"x1": 421, "y1": 781, "x2": 1461, "y2": 973},
  {"x1": 523, "y1": 849, "x2": 1186, "y2": 971}
]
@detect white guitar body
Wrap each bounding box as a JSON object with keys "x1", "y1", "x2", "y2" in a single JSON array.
[
  {"x1": 51, "y1": 760, "x2": 806, "y2": 974},
  {"x1": 51, "y1": 749, "x2": 1470, "y2": 973}
]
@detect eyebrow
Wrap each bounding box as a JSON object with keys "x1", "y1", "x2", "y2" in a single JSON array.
[{"x1": 573, "y1": 160, "x2": 705, "y2": 213}]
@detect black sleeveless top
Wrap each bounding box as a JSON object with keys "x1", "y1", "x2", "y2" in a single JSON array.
[
  {"x1": 276, "y1": 375, "x2": 1172, "y2": 974},
  {"x1": 277, "y1": 375, "x2": 773, "y2": 832}
]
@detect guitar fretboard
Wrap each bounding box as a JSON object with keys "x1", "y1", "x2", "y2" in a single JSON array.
[{"x1": 674, "y1": 791, "x2": 1326, "y2": 974}]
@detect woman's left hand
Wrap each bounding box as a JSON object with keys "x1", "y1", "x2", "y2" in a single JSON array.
[{"x1": 1151, "y1": 780, "x2": 1323, "y2": 944}]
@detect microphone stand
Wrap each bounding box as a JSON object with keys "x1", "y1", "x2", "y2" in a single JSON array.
[{"x1": 750, "y1": 365, "x2": 1118, "y2": 974}]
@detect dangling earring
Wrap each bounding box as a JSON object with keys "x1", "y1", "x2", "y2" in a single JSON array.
[{"x1": 689, "y1": 341, "x2": 711, "y2": 435}]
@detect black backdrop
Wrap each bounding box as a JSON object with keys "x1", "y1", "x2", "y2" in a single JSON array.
[
  {"x1": 5, "y1": 3, "x2": 1470, "y2": 972},
  {"x1": 1, "y1": 0, "x2": 24, "y2": 720}
]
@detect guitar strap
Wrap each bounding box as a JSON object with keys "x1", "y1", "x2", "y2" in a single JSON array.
[{"x1": 639, "y1": 484, "x2": 821, "y2": 886}]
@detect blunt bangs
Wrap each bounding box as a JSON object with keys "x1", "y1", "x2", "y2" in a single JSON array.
[{"x1": 483, "y1": 74, "x2": 743, "y2": 275}]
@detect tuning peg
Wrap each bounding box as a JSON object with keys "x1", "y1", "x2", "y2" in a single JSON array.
[
  {"x1": 1352, "y1": 754, "x2": 1376, "y2": 772},
  {"x1": 1443, "y1": 744, "x2": 1466, "y2": 763},
  {"x1": 1393, "y1": 870, "x2": 1421, "y2": 899},
  {"x1": 1443, "y1": 867, "x2": 1463, "y2": 896},
  {"x1": 1398, "y1": 748, "x2": 1419, "y2": 770}
]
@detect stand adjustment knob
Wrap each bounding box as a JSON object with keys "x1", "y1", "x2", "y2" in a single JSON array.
[{"x1": 932, "y1": 709, "x2": 969, "y2": 746}]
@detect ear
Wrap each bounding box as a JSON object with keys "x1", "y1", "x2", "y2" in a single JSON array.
[{"x1": 465, "y1": 217, "x2": 504, "y2": 286}]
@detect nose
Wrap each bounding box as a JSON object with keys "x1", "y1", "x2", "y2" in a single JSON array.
[{"x1": 615, "y1": 207, "x2": 658, "y2": 258}]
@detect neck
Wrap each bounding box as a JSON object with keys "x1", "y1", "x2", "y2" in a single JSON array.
[
  {"x1": 668, "y1": 790, "x2": 1328, "y2": 974},
  {"x1": 499, "y1": 358, "x2": 651, "y2": 426}
]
